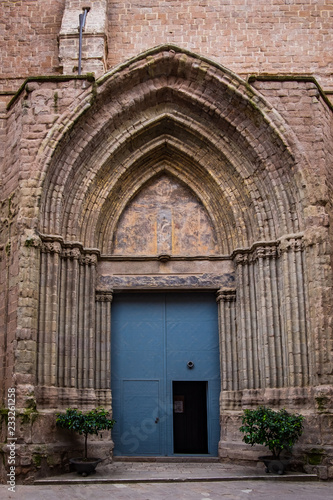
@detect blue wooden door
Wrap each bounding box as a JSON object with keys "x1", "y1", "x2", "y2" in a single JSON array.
[{"x1": 111, "y1": 292, "x2": 220, "y2": 456}]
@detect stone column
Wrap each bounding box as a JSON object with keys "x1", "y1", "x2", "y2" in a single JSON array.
[
  {"x1": 234, "y1": 243, "x2": 294, "y2": 391},
  {"x1": 252, "y1": 245, "x2": 284, "y2": 389},
  {"x1": 278, "y1": 236, "x2": 309, "y2": 387},
  {"x1": 234, "y1": 252, "x2": 260, "y2": 390},
  {"x1": 216, "y1": 289, "x2": 237, "y2": 392},
  {"x1": 38, "y1": 240, "x2": 62, "y2": 387},
  {"x1": 95, "y1": 291, "x2": 113, "y2": 392},
  {"x1": 78, "y1": 252, "x2": 98, "y2": 390},
  {"x1": 233, "y1": 238, "x2": 310, "y2": 394},
  {"x1": 57, "y1": 246, "x2": 81, "y2": 388}
]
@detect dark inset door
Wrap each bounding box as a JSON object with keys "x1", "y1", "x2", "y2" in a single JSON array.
[{"x1": 173, "y1": 381, "x2": 208, "y2": 454}]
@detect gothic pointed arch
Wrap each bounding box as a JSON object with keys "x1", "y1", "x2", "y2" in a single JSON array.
[{"x1": 39, "y1": 45, "x2": 308, "y2": 253}]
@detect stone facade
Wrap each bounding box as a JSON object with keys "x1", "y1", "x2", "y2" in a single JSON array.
[{"x1": 0, "y1": 0, "x2": 333, "y2": 483}]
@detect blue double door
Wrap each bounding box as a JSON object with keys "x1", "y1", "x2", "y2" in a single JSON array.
[{"x1": 111, "y1": 292, "x2": 220, "y2": 456}]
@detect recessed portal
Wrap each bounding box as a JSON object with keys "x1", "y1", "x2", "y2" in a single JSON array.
[{"x1": 173, "y1": 381, "x2": 208, "y2": 454}]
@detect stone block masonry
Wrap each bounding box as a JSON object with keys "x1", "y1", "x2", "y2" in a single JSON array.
[
  {"x1": 0, "y1": 1, "x2": 333, "y2": 485},
  {"x1": 106, "y1": 0, "x2": 333, "y2": 89},
  {"x1": 1, "y1": 1, "x2": 333, "y2": 94}
]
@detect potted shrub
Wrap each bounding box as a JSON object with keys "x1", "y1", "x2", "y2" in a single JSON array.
[
  {"x1": 239, "y1": 406, "x2": 304, "y2": 474},
  {"x1": 56, "y1": 407, "x2": 115, "y2": 476}
]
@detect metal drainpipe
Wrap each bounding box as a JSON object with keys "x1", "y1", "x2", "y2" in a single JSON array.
[{"x1": 78, "y1": 7, "x2": 90, "y2": 75}]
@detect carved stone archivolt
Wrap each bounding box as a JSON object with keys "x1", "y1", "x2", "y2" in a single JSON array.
[{"x1": 35, "y1": 46, "x2": 315, "y2": 408}]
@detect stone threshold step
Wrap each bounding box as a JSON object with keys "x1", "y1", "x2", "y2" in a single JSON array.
[
  {"x1": 35, "y1": 474, "x2": 318, "y2": 486},
  {"x1": 113, "y1": 456, "x2": 221, "y2": 463}
]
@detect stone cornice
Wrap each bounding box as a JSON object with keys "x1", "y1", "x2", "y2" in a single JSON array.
[
  {"x1": 6, "y1": 75, "x2": 95, "y2": 111},
  {"x1": 248, "y1": 74, "x2": 333, "y2": 112},
  {"x1": 39, "y1": 233, "x2": 307, "y2": 266}
]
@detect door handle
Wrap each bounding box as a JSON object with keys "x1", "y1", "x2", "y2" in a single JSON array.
[{"x1": 155, "y1": 417, "x2": 159, "y2": 424}]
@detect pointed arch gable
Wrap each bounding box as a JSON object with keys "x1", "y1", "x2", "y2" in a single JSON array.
[
  {"x1": 87, "y1": 139, "x2": 251, "y2": 255},
  {"x1": 39, "y1": 44, "x2": 307, "y2": 254}
]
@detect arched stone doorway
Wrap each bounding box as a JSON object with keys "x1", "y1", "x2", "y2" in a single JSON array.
[{"x1": 36, "y1": 45, "x2": 318, "y2": 460}]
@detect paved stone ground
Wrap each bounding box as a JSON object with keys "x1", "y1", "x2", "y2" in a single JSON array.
[
  {"x1": 1, "y1": 480, "x2": 333, "y2": 500},
  {"x1": 31, "y1": 460, "x2": 318, "y2": 484},
  {"x1": 2, "y1": 461, "x2": 332, "y2": 499}
]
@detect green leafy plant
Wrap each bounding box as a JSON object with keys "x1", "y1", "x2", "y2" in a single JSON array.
[
  {"x1": 56, "y1": 407, "x2": 115, "y2": 459},
  {"x1": 239, "y1": 406, "x2": 304, "y2": 458}
]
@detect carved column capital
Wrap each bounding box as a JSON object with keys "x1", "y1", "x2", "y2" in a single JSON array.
[
  {"x1": 41, "y1": 241, "x2": 62, "y2": 254},
  {"x1": 216, "y1": 288, "x2": 236, "y2": 302},
  {"x1": 80, "y1": 253, "x2": 98, "y2": 266},
  {"x1": 233, "y1": 253, "x2": 249, "y2": 266},
  {"x1": 62, "y1": 247, "x2": 81, "y2": 259},
  {"x1": 278, "y1": 237, "x2": 304, "y2": 255},
  {"x1": 233, "y1": 244, "x2": 278, "y2": 265},
  {"x1": 96, "y1": 291, "x2": 113, "y2": 302},
  {"x1": 252, "y1": 245, "x2": 277, "y2": 261}
]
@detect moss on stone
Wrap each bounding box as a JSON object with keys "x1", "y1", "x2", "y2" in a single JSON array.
[
  {"x1": 315, "y1": 396, "x2": 329, "y2": 413},
  {"x1": 0, "y1": 407, "x2": 9, "y2": 426},
  {"x1": 89, "y1": 82, "x2": 98, "y2": 105},
  {"x1": 32, "y1": 453, "x2": 42, "y2": 467},
  {"x1": 46, "y1": 454, "x2": 57, "y2": 467},
  {"x1": 19, "y1": 408, "x2": 39, "y2": 425},
  {"x1": 7, "y1": 75, "x2": 95, "y2": 110},
  {"x1": 24, "y1": 238, "x2": 35, "y2": 248},
  {"x1": 53, "y1": 91, "x2": 58, "y2": 112},
  {"x1": 19, "y1": 397, "x2": 38, "y2": 424},
  {"x1": 307, "y1": 448, "x2": 325, "y2": 465}
]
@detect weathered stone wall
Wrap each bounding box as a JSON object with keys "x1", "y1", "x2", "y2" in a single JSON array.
[
  {"x1": 0, "y1": 1, "x2": 333, "y2": 484},
  {"x1": 1, "y1": 47, "x2": 332, "y2": 482},
  {"x1": 0, "y1": 77, "x2": 97, "y2": 482},
  {"x1": 1, "y1": 1, "x2": 333, "y2": 94},
  {"x1": 106, "y1": 0, "x2": 333, "y2": 89},
  {"x1": 0, "y1": 0, "x2": 64, "y2": 92}
]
